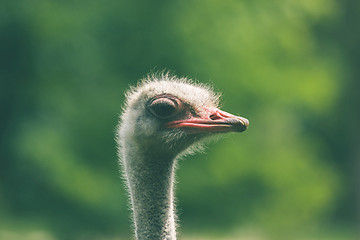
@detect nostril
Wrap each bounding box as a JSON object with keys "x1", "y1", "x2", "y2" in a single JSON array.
[{"x1": 209, "y1": 114, "x2": 221, "y2": 120}]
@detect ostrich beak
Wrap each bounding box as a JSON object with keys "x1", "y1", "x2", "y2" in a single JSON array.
[{"x1": 166, "y1": 108, "x2": 249, "y2": 134}]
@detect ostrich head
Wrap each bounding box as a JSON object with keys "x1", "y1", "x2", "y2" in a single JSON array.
[
  {"x1": 118, "y1": 74, "x2": 249, "y2": 159},
  {"x1": 117, "y1": 73, "x2": 249, "y2": 240}
]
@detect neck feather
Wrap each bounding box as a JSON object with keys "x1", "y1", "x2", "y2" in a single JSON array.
[{"x1": 122, "y1": 144, "x2": 177, "y2": 240}]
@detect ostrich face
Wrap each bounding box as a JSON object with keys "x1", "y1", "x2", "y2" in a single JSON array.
[{"x1": 119, "y1": 78, "x2": 249, "y2": 156}]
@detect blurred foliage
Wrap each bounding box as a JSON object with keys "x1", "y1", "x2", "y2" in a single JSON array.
[{"x1": 0, "y1": 0, "x2": 359, "y2": 239}]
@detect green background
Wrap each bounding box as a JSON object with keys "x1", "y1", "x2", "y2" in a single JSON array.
[{"x1": 1, "y1": 0, "x2": 359, "y2": 239}]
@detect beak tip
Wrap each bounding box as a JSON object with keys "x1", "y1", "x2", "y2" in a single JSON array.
[{"x1": 237, "y1": 117, "x2": 249, "y2": 132}]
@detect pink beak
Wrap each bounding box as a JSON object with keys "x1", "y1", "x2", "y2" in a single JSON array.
[{"x1": 166, "y1": 108, "x2": 249, "y2": 134}]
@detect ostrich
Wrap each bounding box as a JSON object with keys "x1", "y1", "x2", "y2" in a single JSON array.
[{"x1": 116, "y1": 74, "x2": 249, "y2": 240}]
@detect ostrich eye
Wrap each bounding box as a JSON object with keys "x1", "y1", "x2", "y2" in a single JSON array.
[{"x1": 147, "y1": 96, "x2": 180, "y2": 119}]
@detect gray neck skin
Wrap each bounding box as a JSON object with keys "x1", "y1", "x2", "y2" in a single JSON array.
[{"x1": 122, "y1": 144, "x2": 177, "y2": 240}]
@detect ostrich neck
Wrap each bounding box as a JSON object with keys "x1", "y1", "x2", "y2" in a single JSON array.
[{"x1": 122, "y1": 145, "x2": 178, "y2": 240}]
